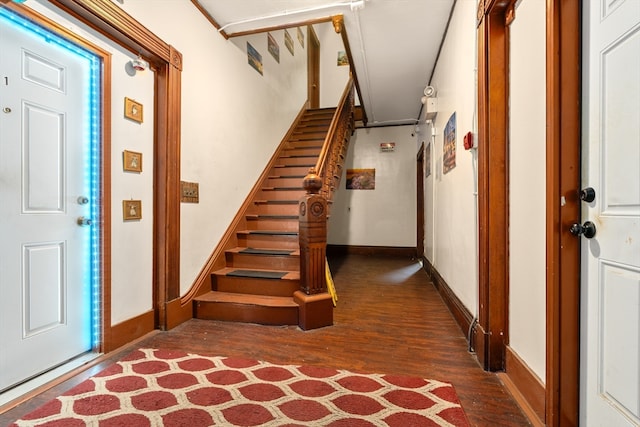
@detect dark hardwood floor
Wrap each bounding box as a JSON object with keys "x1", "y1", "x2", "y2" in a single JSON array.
[{"x1": 0, "y1": 253, "x2": 530, "y2": 426}]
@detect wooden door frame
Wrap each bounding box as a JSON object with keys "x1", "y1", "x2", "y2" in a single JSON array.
[
  {"x1": 44, "y1": 0, "x2": 184, "y2": 340},
  {"x1": 416, "y1": 143, "x2": 425, "y2": 258},
  {"x1": 307, "y1": 25, "x2": 320, "y2": 108},
  {"x1": 477, "y1": 0, "x2": 580, "y2": 424},
  {"x1": 545, "y1": 0, "x2": 580, "y2": 425},
  {"x1": 0, "y1": 1, "x2": 114, "y2": 352}
]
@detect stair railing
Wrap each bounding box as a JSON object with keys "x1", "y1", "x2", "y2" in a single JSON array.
[{"x1": 298, "y1": 78, "x2": 355, "y2": 297}]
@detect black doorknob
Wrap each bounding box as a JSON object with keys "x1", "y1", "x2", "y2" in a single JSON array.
[
  {"x1": 579, "y1": 187, "x2": 596, "y2": 203},
  {"x1": 569, "y1": 221, "x2": 596, "y2": 238}
]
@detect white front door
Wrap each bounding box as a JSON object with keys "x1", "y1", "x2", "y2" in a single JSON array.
[
  {"x1": 581, "y1": 0, "x2": 640, "y2": 425},
  {"x1": 0, "y1": 8, "x2": 99, "y2": 392}
]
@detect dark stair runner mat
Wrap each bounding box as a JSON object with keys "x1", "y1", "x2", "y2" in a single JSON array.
[
  {"x1": 240, "y1": 248, "x2": 294, "y2": 256},
  {"x1": 226, "y1": 270, "x2": 287, "y2": 279}
]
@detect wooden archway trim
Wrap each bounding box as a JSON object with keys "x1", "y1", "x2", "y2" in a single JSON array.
[
  {"x1": 477, "y1": 0, "x2": 581, "y2": 424},
  {"x1": 54, "y1": 0, "x2": 182, "y2": 333},
  {"x1": 545, "y1": 0, "x2": 580, "y2": 425},
  {"x1": 476, "y1": 0, "x2": 509, "y2": 373}
]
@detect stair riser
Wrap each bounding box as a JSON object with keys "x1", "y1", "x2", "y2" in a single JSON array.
[
  {"x1": 290, "y1": 132, "x2": 328, "y2": 140},
  {"x1": 247, "y1": 218, "x2": 298, "y2": 232},
  {"x1": 288, "y1": 140, "x2": 324, "y2": 148},
  {"x1": 253, "y1": 203, "x2": 299, "y2": 215},
  {"x1": 225, "y1": 252, "x2": 300, "y2": 270},
  {"x1": 302, "y1": 112, "x2": 334, "y2": 120},
  {"x1": 282, "y1": 148, "x2": 321, "y2": 157},
  {"x1": 267, "y1": 177, "x2": 305, "y2": 188},
  {"x1": 275, "y1": 157, "x2": 317, "y2": 166},
  {"x1": 213, "y1": 274, "x2": 299, "y2": 295},
  {"x1": 237, "y1": 233, "x2": 299, "y2": 249},
  {"x1": 294, "y1": 125, "x2": 330, "y2": 133},
  {"x1": 271, "y1": 165, "x2": 314, "y2": 176},
  {"x1": 194, "y1": 301, "x2": 298, "y2": 326},
  {"x1": 260, "y1": 189, "x2": 306, "y2": 200}
]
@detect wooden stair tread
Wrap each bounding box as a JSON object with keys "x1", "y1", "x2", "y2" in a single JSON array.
[
  {"x1": 246, "y1": 214, "x2": 298, "y2": 219},
  {"x1": 254, "y1": 200, "x2": 298, "y2": 205},
  {"x1": 195, "y1": 291, "x2": 298, "y2": 308},
  {"x1": 238, "y1": 230, "x2": 298, "y2": 236},
  {"x1": 226, "y1": 247, "x2": 300, "y2": 256},
  {"x1": 214, "y1": 267, "x2": 299, "y2": 280}
]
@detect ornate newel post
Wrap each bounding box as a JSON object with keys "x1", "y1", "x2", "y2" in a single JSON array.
[{"x1": 294, "y1": 168, "x2": 334, "y2": 329}]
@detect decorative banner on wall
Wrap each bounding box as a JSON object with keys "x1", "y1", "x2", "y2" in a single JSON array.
[
  {"x1": 284, "y1": 29, "x2": 294, "y2": 56},
  {"x1": 443, "y1": 112, "x2": 457, "y2": 174},
  {"x1": 247, "y1": 42, "x2": 263, "y2": 75},
  {"x1": 346, "y1": 168, "x2": 375, "y2": 190},
  {"x1": 267, "y1": 33, "x2": 279, "y2": 63},
  {"x1": 297, "y1": 27, "x2": 304, "y2": 48},
  {"x1": 425, "y1": 142, "x2": 432, "y2": 178},
  {"x1": 337, "y1": 50, "x2": 349, "y2": 66}
]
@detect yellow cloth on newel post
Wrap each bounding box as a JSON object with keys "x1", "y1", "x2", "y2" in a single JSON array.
[{"x1": 326, "y1": 258, "x2": 338, "y2": 306}]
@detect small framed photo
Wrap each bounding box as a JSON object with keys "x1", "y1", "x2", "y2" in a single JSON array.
[
  {"x1": 123, "y1": 200, "x2": 142, "y2": 221},
  {"x1": 124, "y1": 97, "x2": 143, "y2": 123},
  {"x1": 123, "y1": 150, "x2": 142, "y2": 172}
]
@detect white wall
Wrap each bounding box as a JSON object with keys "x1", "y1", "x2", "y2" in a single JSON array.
[
  {"x1": 27, "y1": 1, "x2": 156, "y2": 325},
  {"x1": 508, "y1": 0, "x2": 546, "y2": 382},
  {"x1": 316, "y1": 23, "x2": 350, "y2": 107},
  {"x1": 111, "y1": 1, "x2": 309, "y2": 296},
  {"x1": 328, "y1": 126, "x2": 416, "y2": 247},
  {"x1": 420, "y1": 0, "x2": 478, "y2": 312}
]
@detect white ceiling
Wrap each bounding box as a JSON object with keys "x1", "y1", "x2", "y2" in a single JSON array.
[{"x1": 195, "y1": 0, "x2": 455, "y2": 127}]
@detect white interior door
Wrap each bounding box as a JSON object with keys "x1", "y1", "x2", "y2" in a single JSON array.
[
  {"x1": 582, "y1": 0, "x2": 640, "y2": 425},
  {"x1": 0, "y1": 9, "x2": 98, "y2": 392}
]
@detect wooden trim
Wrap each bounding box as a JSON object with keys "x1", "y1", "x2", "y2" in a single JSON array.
[
  {"x1": 0, "y1": 2, "x2": 114, "y2": 354},
  {"x1": 307, "y1": 25, "x2": 321, "y2": 109},
  {"x1": 545, "y1": 0, "x2": 581, "y2": 425},
  {"x1": 476, "y1": 4, "x2": 509, "y2": 372},
  {"x1": 107, "y1": 310, "x2": 155, "y2": 352},
  {"x1": 227, "y1": 16, "x2": 333, "y2": 39},
  {"x1": 416, "y1": 143, "x2": 425, "y2": 259},
  {"x1": 327, "y1": 245, "x2": 416, "y2": 258},
  {"x1": 100, "y1": 52, "x2": 113, "y2": 354},
  {"x1": 54, "y1": 0, "x2": 173, "y2": 66},
  {"x1": 422, "y1": 257, "x2": 474, "y2": 338},
  {"x1": 332, "y1": 15, "x2": 368, "y2": 126},
  {"x1": 52, "y1": 0, "x2": 183, "y2": 332},
  {"x1": 190, "y1": 0, "x2": 228, "y2": 39},
  {"x1": 502, "y1": 346, "x2": 545, "y2": 424}
]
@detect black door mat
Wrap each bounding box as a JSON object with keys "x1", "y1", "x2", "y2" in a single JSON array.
[
  {"x1": 240, "y1": 248, "x2": 294, "y2": 256},
  {"x1": 226, "y1": 270, "x2": 287, "y2": 279}
]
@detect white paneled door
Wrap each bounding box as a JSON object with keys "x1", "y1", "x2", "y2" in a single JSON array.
[
  {"x1": 582, "y1": 0, "x2": 640, "y2": 425},
  {"x1": 0, "y1": 10, "x2": 98, "y2": 392}
]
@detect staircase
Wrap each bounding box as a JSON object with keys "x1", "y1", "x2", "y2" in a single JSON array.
[{"x1": 193, "y1": 108, "x2": 337, "y2": 326}]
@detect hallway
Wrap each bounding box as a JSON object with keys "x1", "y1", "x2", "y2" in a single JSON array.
[{"x1": 0, "y1": 254, "x2": 530, "y2": 426}]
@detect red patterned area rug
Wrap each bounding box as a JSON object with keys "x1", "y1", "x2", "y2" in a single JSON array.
[{"x1": 11, "y1": 348, "x2": 470, "y2": 426}]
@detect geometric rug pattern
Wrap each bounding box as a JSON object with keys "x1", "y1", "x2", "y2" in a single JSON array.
[{"x1": 10, "y1": 348, "x2": 470, "y2": 426}]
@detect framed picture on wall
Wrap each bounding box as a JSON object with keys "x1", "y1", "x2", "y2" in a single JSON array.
[
  {"x1": 284, "y1": 29, "x2": 294, "y2": 56},
  {"x1": 123, "y1": 150, "x2": 142, "y2": 172},
  {"x1": 267, "y1": 32, "x2": 279, "y2": 63},
  {"x1": 124, "y1": 97, "x2": 143, "y2": 123},
  {"x1": 123, "y1": 200, "x2": 142, "y2": 221}
]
